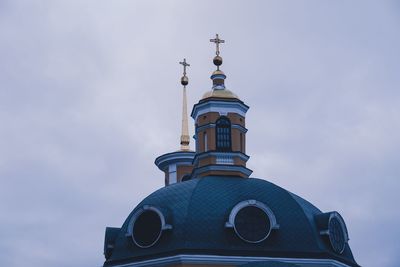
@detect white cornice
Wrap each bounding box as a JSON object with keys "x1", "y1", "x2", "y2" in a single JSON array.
[
  {"x1": 191, "y1": 100, "x2": 249, "y2": 121},
  {"x1": 154, "y1": 151, "x2": 195, "y2": 171}
]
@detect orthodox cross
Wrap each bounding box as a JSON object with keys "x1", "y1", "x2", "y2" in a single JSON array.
[
  {"x1": 179, "y1": 58, "x2": 190, "y2": 75},
  {"x1": 210, "y1": 34, "x2": 225, "y2": 56}
]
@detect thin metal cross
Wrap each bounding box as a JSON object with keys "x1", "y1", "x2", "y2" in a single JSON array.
[
  {"x1": 179, "y1": 58, "x2": 190, "y2": 75},
  {"x1": 210, "y1": 34, "x2": 225, "y2": 56}
]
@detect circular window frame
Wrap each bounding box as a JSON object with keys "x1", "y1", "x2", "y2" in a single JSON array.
[
  {"x1": 327, "y1": 212, "x2": 348, "y2": 254},
  {"x1": 319, "y1": 212, "x2": 349, "y2": 254},
  {"x1": 225, "y1": 200, "x2": 279, "y2": 243},
  {"x1": 126, "y1": 205, "x2": 172, "y2": 248}
]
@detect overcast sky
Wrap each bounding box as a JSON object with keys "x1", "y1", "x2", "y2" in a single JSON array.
[{"x1": 1, "y1": 1, "x2": 399, "y2": 267}]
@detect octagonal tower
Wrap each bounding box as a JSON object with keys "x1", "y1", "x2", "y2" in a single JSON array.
[{"x1": 191, "y1": 34, "x2": 252, "y2": 178}]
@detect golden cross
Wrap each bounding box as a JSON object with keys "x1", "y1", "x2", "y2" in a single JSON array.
[
  {"x1": 179, "y1": 58, "x2": 190, "y2": 75},
  {"x1": 210, "y1": 34, "x2": 225, "y2": 56}
]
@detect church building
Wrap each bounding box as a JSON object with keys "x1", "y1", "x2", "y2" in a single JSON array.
[{"x1": 102, "y1": 35, "x2": 360, "y2": 267}]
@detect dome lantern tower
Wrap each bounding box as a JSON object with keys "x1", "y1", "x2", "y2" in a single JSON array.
[{"x1": 191, "y1": 34, "x2": 252, "y2": 178}]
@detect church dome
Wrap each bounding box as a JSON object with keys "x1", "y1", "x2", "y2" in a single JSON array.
[
  {"x1": 201, "y1": 88, "x2": 239, "y2": 100},
  {"x1": 104, "y1": 176, "x2": 359, "y2": 267}
]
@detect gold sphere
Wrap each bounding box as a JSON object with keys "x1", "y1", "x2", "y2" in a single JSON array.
[
  {"x1": 181, "y1": 76, "x2": 189, "y2": 86},
  {"x1": 213, "y1": 56, "x2": 223, "y2": 66}
]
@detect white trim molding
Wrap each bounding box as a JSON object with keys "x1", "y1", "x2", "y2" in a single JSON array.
[
  {"x1": 191, "y1": 100, "x2": 249, "y2": 122},
  {"x1": 225, "y1": 199, "x2": 280, "y2": 243},
  {"x1": 109, "y1": 254, "x2": 353, "y2": 267}
]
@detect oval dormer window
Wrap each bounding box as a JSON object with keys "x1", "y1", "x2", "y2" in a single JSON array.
[
  {"x1": 225, "y1": 200, "x2": 279, "y2": 243},
  {"x1": 126, "y1": 206, "x2": 172, "y2": 248},
  {"x1": 315, "y1": 211, "x2": 349, "y2": 254},
  {"x1": 329, "y1": 216, "x2": 346, "y2": 254}
]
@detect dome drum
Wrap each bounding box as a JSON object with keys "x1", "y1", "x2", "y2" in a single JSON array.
[
  {"x1": 211, "y1": 71, "x2": 226, "y2": 90},
  {"x1": 154, "y1": 151, "x2": 195, "y2": 185}
]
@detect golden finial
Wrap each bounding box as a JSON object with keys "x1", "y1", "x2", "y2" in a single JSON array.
[
  {"x1": 209, "y1": 34, "x2": 226, "y2": 90},
  {"x1": 179, "y1": 58, "x2": 190, "y2": 86},
  {"x1": 210, "y1": 34, "x2": 225, "y2": 56},
  {"x1": 179, "y1": 58, "x2": 190, "y2": 150},
  {"x1": 210, "y1": 34, "x2": 225, "y2": 70}
]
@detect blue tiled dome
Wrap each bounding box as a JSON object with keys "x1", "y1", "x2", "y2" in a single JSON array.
[{"x1": 104, "y1": 176, "x2": 359, "y2": 267}]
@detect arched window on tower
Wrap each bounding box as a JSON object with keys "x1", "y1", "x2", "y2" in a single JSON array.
[{"x1": 216, "y1": 117, "x2": 232, "y2": 151}]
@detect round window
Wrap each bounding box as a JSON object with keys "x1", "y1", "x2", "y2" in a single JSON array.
[
  {"x1": 132, "y1": 210, "x2": 162, "y2": 248},
  {"x1": 234, "y1": 205, "x2": 271, "y2": 243},
  {"x1": 329, "y1": 216, "x2": 346, "y2": 254},
  {"x1": 226, "y1": 200, "x2": 278, "y2": 244},
  {"x1": 315, "y1": 211, "x2": 348, "y2": 254}
]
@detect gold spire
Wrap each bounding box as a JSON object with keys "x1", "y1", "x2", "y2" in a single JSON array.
[{"x1": 179, "y1": 58, "x2": 190, "y2": 151}]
